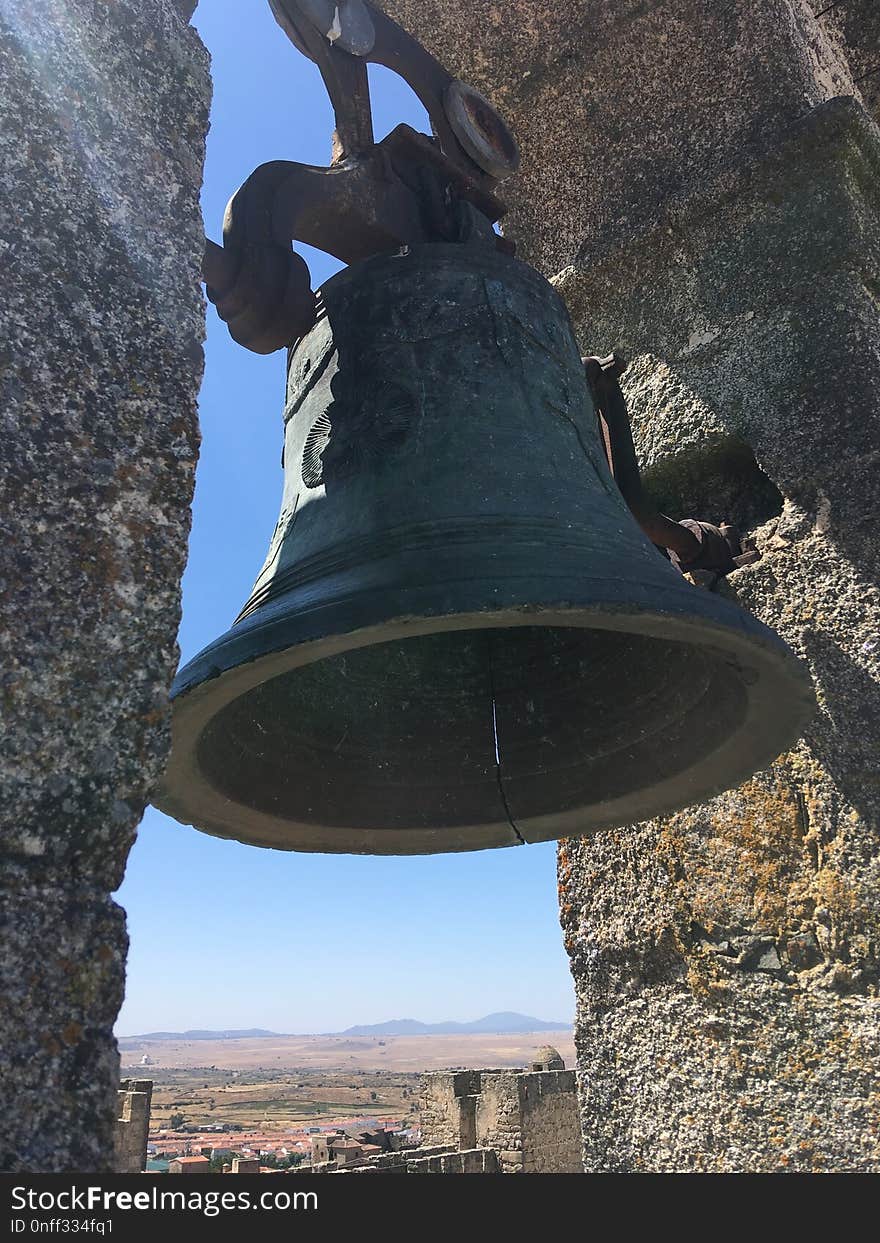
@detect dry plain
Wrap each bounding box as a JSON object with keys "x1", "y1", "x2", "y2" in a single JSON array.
[
  {"x1": 120, "y1": 1032, "x2": 576, "y2": 1133},
  {"x1": 120, "y1": 1030, "x2": 575, "y2": 1072}
]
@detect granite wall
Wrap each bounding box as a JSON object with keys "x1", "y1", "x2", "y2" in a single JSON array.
[
  {"x1": 0, "y1": 0, "x2": 209, "y2": 1170},
  {"x1": 381, "y1": 0, "x2": 880, "y2": 1171}
]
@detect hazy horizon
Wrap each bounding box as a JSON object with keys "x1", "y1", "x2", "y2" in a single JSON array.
[{"x1": 117, "y1": 1010, "x2": 573, "y2": 1039}]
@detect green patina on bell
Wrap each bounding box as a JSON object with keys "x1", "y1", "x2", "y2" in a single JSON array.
[{"x1": 155, "y1": 244, "x2": 813, "y2": 854}]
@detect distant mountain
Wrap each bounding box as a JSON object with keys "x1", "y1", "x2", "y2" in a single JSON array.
[
  {"x1": 119, "y1": 1014, "x2": 572, "y2": 1043},
  {"x1": 120, "y1": 1029, "x2": 280, "y2": 1043},
  {"x1": 340, "y1": 1012, "x2": 570, "y2": 1037}
]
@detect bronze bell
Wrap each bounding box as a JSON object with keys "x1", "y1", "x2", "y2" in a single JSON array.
[
  {"x1": 155, "y1": 0, "x2": 813, "y2": 853},
  {"x1": 155, "y1": 243, "x2": 813, "y2": 854}
]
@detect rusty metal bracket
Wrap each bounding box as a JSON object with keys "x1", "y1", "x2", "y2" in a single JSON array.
[
  {"x1": 204, "y1": 0, "x2": 520, "y2": 354},
  {"x1": 584, "y1": 353, "x2": 761, "y2": 581}
]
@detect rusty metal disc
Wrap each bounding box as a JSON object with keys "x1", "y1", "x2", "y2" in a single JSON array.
[{"x1": 443, "y1": 80, "x2": 520, "y2": 180}]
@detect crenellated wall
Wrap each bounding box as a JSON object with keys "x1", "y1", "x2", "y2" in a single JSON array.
[
  {"x1": 418, "y1": 1070, "x2": 482, "y2": 1148},
  {"x1": 421, "y1": 1066, "x2": 582, "y2": 1173},
  {"x1": 113, "y1": 1079, "x2": 152, "y2": 1174}
]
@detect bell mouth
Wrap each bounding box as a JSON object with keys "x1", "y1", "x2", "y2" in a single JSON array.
[{"x1": 155, "y1": 605, "x2": 814, "y2": 855}]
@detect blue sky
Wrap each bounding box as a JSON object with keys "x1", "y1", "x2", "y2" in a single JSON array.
[{"x1": 114, "y1": 1, "x2": 574, "y2": 1036}]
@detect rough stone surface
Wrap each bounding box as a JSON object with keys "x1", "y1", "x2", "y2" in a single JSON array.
[
  {"x1": 553, "y1": 87, "x2": 880, "y2": 1176},
  {"x1": 476, "y1": 1071, "x2": 582, "y2": 1173},
  {"x1": 382, "y1": 1, "x2": 880, "y2": 1170},
  {"x1": 382, "y1": 0, "x2": 859, "y2": 272},
  {"x1": 0, "y1": 1, "x2": 209, "y2": 1171},
  {"x1": 419, "y1": 1071, "x2": 481, "y2": 1149},
  {"x1": 815, "y1": 1, "x2": 880, "y2": 122},
  {"x1": 531, "y1": 1044, "x2": 565, "y2": 1071}
]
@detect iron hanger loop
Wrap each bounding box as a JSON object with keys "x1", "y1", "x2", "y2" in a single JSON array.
[{"x1": 202, "y1": 0, "x2": 520, "y2": 354}]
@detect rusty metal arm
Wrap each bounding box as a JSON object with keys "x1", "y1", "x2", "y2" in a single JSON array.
[
  {"x1": 203, "y1": 148, "x2": 426, "y2": 354},
  {"x1": 584, "y1": 354, "x2": 760, "y2": 578},
  {"x1": 584, "y1": 355, "x2": 701, "y2": 562},
  {"x1": 203, "y1": 1, "x2": 519, "y2": 355},
  {"x1": 361, "y1": 16, "x2": 458, "y2": 152},
  {"x1": 266, "y1": 129, "x2": 506, "y2": 259},
  {"x1": 270, "y1": 1, "x2": 375, "y2": 159},
  {"x1": 269, "y1": 0, "x2": 511, "y2": 182}
]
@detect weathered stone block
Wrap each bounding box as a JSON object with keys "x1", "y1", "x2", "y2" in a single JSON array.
[
  {"x1": 114, "y1": 1080, "x2": 152, "y2": 1174},
  {"x1": 555, "y1": 98, "x2": 880, "y2": 553},
  {"x1": 382, "y1": 0, "x2": 880, "y2": 1173},
  {"x1": 554, "y1": 101, "x2": 880, "y2": 1168},
  {"x1": 815, "y1": 0, "x2": 880, "y2": 122},
  {"x1": 0, "y1": 0, "x2": 208, "y2": 1171}
]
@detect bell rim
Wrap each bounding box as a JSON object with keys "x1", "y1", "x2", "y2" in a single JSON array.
[{"x1": 155, "y1": 597, "x2": 815, "y2": 856}]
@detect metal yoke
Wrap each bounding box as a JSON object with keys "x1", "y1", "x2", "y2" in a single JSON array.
[{"x1": 203, "y1": 0, "x2": 518, "y2": 355}]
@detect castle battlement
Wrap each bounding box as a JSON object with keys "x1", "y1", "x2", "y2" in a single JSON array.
[
  {"x1": 307, "y1": 1050, "x2": 581, "y2": 1175},
  {"x1": 113, "y1": 1079, "x2": 152, "y2": 1174},
  {"x1": 419, "y1": 1054, "x2": 580, "y2": 1174}
]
